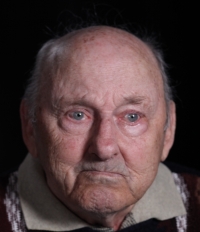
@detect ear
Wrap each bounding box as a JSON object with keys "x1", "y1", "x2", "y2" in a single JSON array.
[
  {"x1": 20, "y1": 99, "x2": 38, "y2": 157},
  {"x1": 161, "y1": 101, "x2": 176, "y2": 161}
]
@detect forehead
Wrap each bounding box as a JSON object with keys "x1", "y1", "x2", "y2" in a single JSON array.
[{"x1": 47, "y1": 27, "x2": 164, "y2": 108}]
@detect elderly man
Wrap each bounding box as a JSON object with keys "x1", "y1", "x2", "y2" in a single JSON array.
[{"x1": 1, "y1": 26, "x2": 200, "y2": 232}]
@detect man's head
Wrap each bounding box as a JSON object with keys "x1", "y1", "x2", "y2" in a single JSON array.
[{"x1": 20, "y1": 26, "x2": 176, "y2": 229}]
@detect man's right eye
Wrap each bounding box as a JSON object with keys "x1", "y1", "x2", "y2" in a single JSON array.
[
  {"x1": 70, "y1": 111, "x2": 85, "y2": 120},
  {"x1": 60, "y1": 109, "x2": 93, "y2": 134}
]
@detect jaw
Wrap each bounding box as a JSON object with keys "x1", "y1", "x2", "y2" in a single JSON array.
[{"x1": 56, "y1": 172, "x2": 136, "y2": 230}]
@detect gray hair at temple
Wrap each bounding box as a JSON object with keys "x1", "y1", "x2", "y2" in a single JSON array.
[{"x1": 23, "y1": 26, "x2": 173, "y2": 127}]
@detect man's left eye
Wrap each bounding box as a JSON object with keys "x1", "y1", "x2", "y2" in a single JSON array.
[
  {"x1": 71, "y1": 111, "x2": 85, "y2": 120},
  {"x1": 126, "y1": 113, "x2": 139, "y2": 122}
]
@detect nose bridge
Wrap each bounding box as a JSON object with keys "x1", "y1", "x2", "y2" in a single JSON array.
[
  {"x1": 91, "y1": 117, "x2": 119, "y2": 160},
  {"x1": 98, "y1": 118, "x2": 114, "y2": 139}
]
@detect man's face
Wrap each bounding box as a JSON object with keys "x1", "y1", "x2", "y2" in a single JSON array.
[{"x1": 22, "y1": 28, "x2": 175, "y2": 223}]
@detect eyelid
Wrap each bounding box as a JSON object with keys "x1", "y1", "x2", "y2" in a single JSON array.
[
  {"x1": 65, "y1": 108, "x2": 93, "y2": 120},
  {"x1": 117, "y1": 111, "x2": 143, "y2": 125},
  {"x1": 58, "y1": 107, "x2": 94, "y2": 135}
]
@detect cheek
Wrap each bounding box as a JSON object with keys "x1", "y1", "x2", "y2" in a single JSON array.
[
  {"x1": 36, "y1": 130, "x2": 88, "y2": 195},
  {"x1": 120, "y1": 131, "x2": 165, "y2": 172},
  {"x1": 120, "y1": 137, "x2": 162, "y2": 197},
  {"x1": 53, "y1": 136, "x2": 86, "y2": 164},
  {"x1": 35, "y1": 120, "x2": 88, "y2": 167}
]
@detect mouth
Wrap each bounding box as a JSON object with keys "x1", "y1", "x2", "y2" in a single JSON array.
[
  {"x1": 81, "y1": 170, "x2": 124, "y2": 182},
  {"x1": 76, "y1": 162, "x2": 129, "y2": 181},
  {"x1": 85, "y1": 170, "x2": 121, "y2": 176}
]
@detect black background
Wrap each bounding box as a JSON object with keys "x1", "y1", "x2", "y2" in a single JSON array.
[{"x1": 1, "y1": 0, "x2": 199, "y2": 173}]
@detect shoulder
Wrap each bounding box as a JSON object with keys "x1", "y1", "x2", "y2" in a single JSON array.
[
  {"x1": 164, "y1": 161, "x2": 200, "y2": 202},
  {"x1": 0, "y1": 172, "x2": 27, "y2": 232},
  {"x1": 164, "y1": 161, "x2": 200, "y2": 176},
  {"x1": 164, "y1": 161, "x2": 200, "y2": 231},
  {"x1": 0, "y1": 172, "x2": 15, "y2": 232}
]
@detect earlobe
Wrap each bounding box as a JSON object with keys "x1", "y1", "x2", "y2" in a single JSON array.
[
  {"x1": 161, "y1": 101, "x2": 176, "y2": 161},
  {"x1": 20, "y1": 99, "x2": 38, "y2": 157}
]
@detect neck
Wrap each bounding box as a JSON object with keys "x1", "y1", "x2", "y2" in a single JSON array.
[{"x1": 76, "y1": 205, "x2": 134, "y2": 231}]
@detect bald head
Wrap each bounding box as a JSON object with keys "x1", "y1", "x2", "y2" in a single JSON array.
[
  {"x1": 48, "y1": 26, "x2": 161, "y2": 78},
  {"x1": 24, "y1": 26, "x2": 172, "y2": 121}
]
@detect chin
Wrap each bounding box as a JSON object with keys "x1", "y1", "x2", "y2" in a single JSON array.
[{"x1": 69, "y1": 181, "x2": 135, "y2": 216}]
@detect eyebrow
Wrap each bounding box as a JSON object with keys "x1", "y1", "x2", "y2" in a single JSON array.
[
  {"x1": 121, "y1": 96, "x2": 147, "y2": 105},
  {"x1": 51, "y1": 99, "x2": 93, "y2": 114},
  {"x1": 51, "y1": 95, "x2": 148, "y2": 114}
]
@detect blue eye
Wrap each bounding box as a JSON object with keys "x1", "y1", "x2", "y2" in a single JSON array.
[
  {"x1": 72, "y1": 112, "x2": 84, "y2": 120},
  {"x1": 126, "y1": 113, "x2": 139, "y2": 122}
]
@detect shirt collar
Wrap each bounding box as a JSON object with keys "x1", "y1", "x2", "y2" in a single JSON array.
[{"x1": 18, "y1": 154, "x2": 186, "y2": 231}]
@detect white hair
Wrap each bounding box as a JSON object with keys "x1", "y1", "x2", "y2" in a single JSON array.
[{"x1": 24, "y1": 38, "x2": 67, "y2": 120}]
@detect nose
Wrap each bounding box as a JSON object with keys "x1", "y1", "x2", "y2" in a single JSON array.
[{"x1": 88, "y1": 118, "x2": 119, "y2": 161}]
